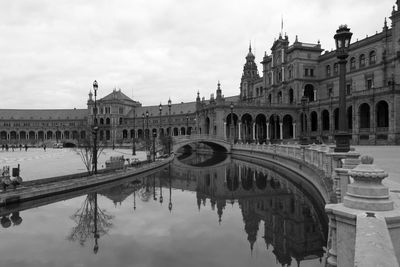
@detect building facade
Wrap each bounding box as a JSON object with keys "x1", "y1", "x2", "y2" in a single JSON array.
[{"x1": 1, "y1": 1, "x2": 400, "y2": 146}]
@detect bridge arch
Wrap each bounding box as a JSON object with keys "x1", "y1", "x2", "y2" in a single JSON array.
[{"x1": 172, "y1": 135, "x2": 231, "y2": 154}]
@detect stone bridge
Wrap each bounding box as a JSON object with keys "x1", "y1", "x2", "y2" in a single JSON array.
[{"x1": 172, "y1": 134, "x2": 232, "y2": 153}]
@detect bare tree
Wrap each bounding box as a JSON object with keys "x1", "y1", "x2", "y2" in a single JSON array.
[
  {"x1": 67, "y1": 193, "x2": 113, "y2": 254},
  {"x1": 75, "y1": 136, "x2": 107, "y2": 175}
]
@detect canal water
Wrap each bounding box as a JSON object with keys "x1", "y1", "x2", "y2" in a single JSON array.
[{"x1": 0, "y1": 151, "x2": 328, "y2": 267}]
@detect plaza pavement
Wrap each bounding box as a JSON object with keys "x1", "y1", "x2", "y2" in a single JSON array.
[{"x1": 0, "y1": 147, "x2": 146, "y2": 181}]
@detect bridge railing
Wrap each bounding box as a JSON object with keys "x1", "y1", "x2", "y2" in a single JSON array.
[{"x1": 173, "y1": 134, "x2": 230, "y2": 143}]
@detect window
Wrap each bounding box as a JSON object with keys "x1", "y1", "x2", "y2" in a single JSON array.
[
  {"x1": 119, "y1": 107, "x2": 124, "y2": 114},
  {"x1": 360, "y1": 54, "x2": 365, "y2": 67},
  {"x1": 310, "y1": 69, "x2": 314, "y2": 77},
  {"x1": 346, "y1": 83, "x2": 352, "y2": 95},
  {"x1": 369, "y1": 51, "x2": 376, "y2": 65},
  {"x1": 367, "y1": 79, "x2": 373, "y2": 89},
  {"x1": 326, "y1": 65, "x2": 331, "y2": 77},
  {"x1": 304, "y1": 68, "x2": 309, "y2": 77},
  {"x1": 334, "y1": 63, "x2": 338, "y2": 75},
  {"x1": 350, "y1": 57, "x2": 356, "y2": 70},
  {"x1": 328, "y1": 87, "x2": 333, "y2": 97},
  {"x1": 288, "y1": 69, "x2": 293, "y2": 79}
]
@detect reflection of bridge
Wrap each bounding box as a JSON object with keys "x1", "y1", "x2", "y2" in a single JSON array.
[{"x1": 172, "y1": 134, "x2": 231, "y2": 153}]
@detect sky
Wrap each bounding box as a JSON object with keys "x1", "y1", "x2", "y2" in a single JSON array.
[{"x1": 0, "y1": 0, "x2": 396, "y2": 109}]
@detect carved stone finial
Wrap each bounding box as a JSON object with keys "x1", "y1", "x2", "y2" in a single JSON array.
[{"x1": 360, "y1": 155, "x2": 374, "y2": 164}]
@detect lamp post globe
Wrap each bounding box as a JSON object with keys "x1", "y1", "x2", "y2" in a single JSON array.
[{"x1": 334, "y1": 25, "x2": 352, "y2": 153}]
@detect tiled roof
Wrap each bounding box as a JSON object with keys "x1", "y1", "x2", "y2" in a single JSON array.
[
  {"x1": 0, "y1": 109, "x2": 88, "y2": 120},
  {"x1": 129, "y1": 101, "x2": 197, "y2": 117},
  {"x1": 100, "y1": 89, "x2": 135, "y2": 102}
]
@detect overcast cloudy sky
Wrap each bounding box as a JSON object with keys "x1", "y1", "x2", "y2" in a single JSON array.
[{"x1": 0, "y1": 0, "x2": 395, "y2": 109}]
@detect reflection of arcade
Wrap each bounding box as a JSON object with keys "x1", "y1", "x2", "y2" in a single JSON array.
[
  {"x1": 67, "y1": 193, "x2": 113, "y2": 254},
  {"x1": 172, "y1": 158, "x2": 327, "y2": 266}
]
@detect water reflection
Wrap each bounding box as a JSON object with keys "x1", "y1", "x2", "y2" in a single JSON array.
[
  {"x1": 0, "y1": 151, "x2": 327, "y2": 266},
  {"x1": 67, "y1": 193, "x2": 113, "y2": 253}
]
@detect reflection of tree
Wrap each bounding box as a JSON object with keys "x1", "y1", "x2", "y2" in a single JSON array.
[{"x1": 67, "y1": 193, "x2": 113, "y2": 253}]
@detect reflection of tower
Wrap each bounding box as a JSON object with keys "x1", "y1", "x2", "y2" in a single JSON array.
[
  {"x1": 216, "y1": 199, "x2": 226, "y2": 224},
  {"x1": 241, "y1": 199, "x2": 260, "y2": 253}
]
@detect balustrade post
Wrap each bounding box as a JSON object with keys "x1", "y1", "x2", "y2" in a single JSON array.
[{"x1": 326, "y1": 214, "x2": 338, "y2": 267}]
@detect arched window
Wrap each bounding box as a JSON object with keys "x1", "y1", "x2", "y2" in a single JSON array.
[
  {"x1": 311, "y1": 111, "x2": 318, "y2": 132},
  {"x1": 333, "y1": 63, "x2": 338, "y2": 75},
  {"x1": 326, "y1": 65, "x2": 331, "y2": 77},
  {"x1": 359, "y1": 103, "x2": 370, "y2": 128},
  {"x1": 322, "y1": 110, "x2": 330, "y2": 131},
  {"x1": 360, "y1": 54, "x2": 365, "y2": 67},
  {"x1": 289, "y1": 89, "x2": 294, "y2": 104},
  {"x1": 106, "y1": 118, "x2": 111, "y2": 125},
  {"x1": 304, "y1": 84, "x2": 315, "y2": 101},
  {"x1": 100, "y1": 118, "x2": 104, "y2": 125},
  {"x1": 376, "y1": 101, "x2": 389, "y2": 127},
  {"x1": 350, "y1": 57, "x2": 356, "y2": 70},
  {"x1": 369, "y1": 51, "x2": 376, "y2": 65},
  {"x1": 277, "y1": 91, "x2": 282, "y2": 103}
]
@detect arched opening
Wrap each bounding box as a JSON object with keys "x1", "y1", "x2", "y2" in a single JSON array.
[
  {"x1": 106, "y1": 118, "x2": 111, "y2": 125},
  {"x1": 310, "y1": 111, "x2": 318, "y2": 132},
  {"x1": 106, "y1": 130, "x2": 111, "y2": 140},
  {"x1": 0, "y1": 131, "x2": 6, "y2": 140},
  {"x1": 304, "y1": 84, "x2": 315, "y2": 101},
  {"x1": 227, "y1": 169, "x2": 239, "y2": 191},
  {"x1": 226, "y1": 113, "x2": 238, "y2": 140},
  {"x1": 334, "y1": 108, "x2": 339, "y2": 130},
  {"x1": 269, "y1": 114, "x2": 280, "y2": 140},
  {"x1": 100, "y1": 118, "x2": 104, "y2": 125},
  {"x1": 64, "y1": 131, "x2": 70, "y2": 139},
  {"x1": 300, "y1": 113, "x2": 307, "y2": 133},
  {"x1": 19, "y1": 131, "x2": 27, "y2": 140},
  {"x1": 255, "y1": 114, "x2": 267, "y2": 142},
  {"x1": 137, "y1": 129, "x2": 143, "y2": 139},
  {"x1": 187, "y1": 127, "x2": 192, "y2": 135},
  {"x1": 29, "y1": 131, "x2": 35, "y2": 140},
  {"x1": 241, "y1": 113, "x2": 253, "y2": 142},
  {"x1": 38, "y1": 131, "x2": 44, "y2": 140},
  {"x1": 359, "y1": 103, "x2": 370, "y2": 129},
  {"x1": 289, "y1": 88, "x2": 294, "y2": 104},
  {"x1": 122, "y1": 129, "x2": 128, "y2": 139},
  {"x1": 72, "y1": 131, "x2": 79, "y2": 140},
  {"x1": 255, "y1": 172, "x2": 267, "y2": 190},
  {"x1": 80, "y1": 131, "x2": 86, "y2": 139},
  {"x1": 376, "y1": 101, "x2": 389, "y2": 128},
  {"x1": 173, "y1": 127, "x2": 179, "y2": 136},
  {"x1": 205, "y1": 117, "x2": 210, "y2": 135},
  {"x1": 130, "y1": 129, "x2": 135, "y2": 139},
  {"x1": 181, "y1": 127, "x2": 186, "y2": 135},
  {"x1": 55, "y1": 131, "x2": 61, "y2": 141},
  {"x1": 241, "y1": 168, "x2": 253, "y2": 191},
  {"x1": 47, "y1": 131, "x2": 53, "y2": 139},
  {"x1": 322, "y1": 110, "x2": 330, "y2": 131},
  {"x1": 347, "y1": 106, "x2": 353, "y2": 130},
  {"x1": 282, "y1": 114, "x2": 293, "y2": 139}
]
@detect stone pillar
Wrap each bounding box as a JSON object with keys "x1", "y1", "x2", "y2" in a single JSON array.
[
  {"x1": 223, "y1": 122, "x2": 226, "y2": 139},
  {"x1": 238, "y1": 122, "x2": 242, "y2": 141},
  {"x1": 279, "y1": 122, "x2": 283, "y2": 140},
  {"x1": 266, "y1": 122, "x2": 270, "y2": 140},
  {"x1": 325, "y1": 155, "x2": 399, "y2": 267},
  {"x1": 292, "y1": 123, "x2": 296, "y2": 139},
  {"x1": 314, "y1": 89, "x2": 317, "y2": 101},
  {"x1": 252, "y1": 123, "x2": 256, "y2": 141}
]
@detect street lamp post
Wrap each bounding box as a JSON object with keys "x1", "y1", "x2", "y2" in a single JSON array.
[
  {"x1": 168, "y1": 98, "x2": 172, "y2": 154},
  {"x1": 186, "y1": 113, "x2": 189, "y2": 135},
  {"x1": 146, "y1": 110, "x2": 149, "y2": 160},
  {"x1": 132, "y1": 107, "x2": 136, "y2": 155},
  {"x1": 334, "y1": 25, "x2": 352, "y2": 153},
  {"x1": 300, "y1": 96, "x2": 309, "y2": 145},
  {"x1": 159, "y1": 103, "x2": 162, "y2": 137},
  {"x1": 152, "y1": 132, "x2": 156, "y2": 162},
  {"x1": 230, "y1": 102, "x2": 234, "y2": 143},
  {"x1": 92, "y1": 80, "x2": 98, "y2": 175}
]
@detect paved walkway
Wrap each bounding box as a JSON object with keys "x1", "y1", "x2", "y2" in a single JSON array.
[{"x1": 354, "y1": 146, "x2": 400, "y2": 191}]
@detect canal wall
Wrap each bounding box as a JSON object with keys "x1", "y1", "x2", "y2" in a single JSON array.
[{"x1": 231, "y1": 143, "x2": 400, "y2": 266}]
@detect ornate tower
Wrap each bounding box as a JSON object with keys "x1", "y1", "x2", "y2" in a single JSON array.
[{"x1": 240, "y1": 43, "x2": 260, "y2": 101}]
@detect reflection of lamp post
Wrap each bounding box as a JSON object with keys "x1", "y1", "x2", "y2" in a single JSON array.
[
  {"x1": 153, "y1": 175, "x2": 157, "y2": 201},
  {"x1": 132, "y1": 107, "x2": 136, "y2": 155},
  {"x1": 168, "y1": 168, "x2": 172, "y2": 212},
  {"x1": 168, "y1": 98, "x2": 172, "y2": 154},
  {"x1": 300, "y1": 96, "x2": 309, "y2": 145},
  {"x1": 230, "y1": 102, "x2": 234, "y2": 143},
  {"x1": 334, "y1": 25, "x2": 352, "y2": 152},
  {"x1": 159, "y1": 178, "x2": 163, "y2": 204},
  {"x1": 92, "y1": 80, "x2": 98, "y2": 175},
  {"x1": 93, "y1": 193, "x2": 99, "y2": 254}
]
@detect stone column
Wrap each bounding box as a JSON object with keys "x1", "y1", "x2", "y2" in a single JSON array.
[
  {"x1": 223, "y1": 122, "x2": 226, "y2": 139},
  {"x1": 252, "y1": 123, "x2": 256, "y2": 141},
  {"x1": 238, "y1": 122, "x2": 242, "y2": 141},
  {"x1": 266, "y1": 122, "x2": 270, "y2": 140},
  {"x1": 279, "y1": 122, "x2": 283, "y2": 140},
  {"x1": 292, "y1": 123, "x2": 296, "y2": 139},
  {"x1": 314, "y1": 89, "x2": 317, "y2": 101}
]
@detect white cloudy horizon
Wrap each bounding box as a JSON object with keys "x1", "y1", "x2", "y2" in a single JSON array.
[{"x1": 0, "y1": 0, "x2": 395, "y2": 109}]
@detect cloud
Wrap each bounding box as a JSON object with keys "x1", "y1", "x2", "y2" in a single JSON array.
[{"x1": 0, "y1": 0, "x2": 395, "y2": 109}]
